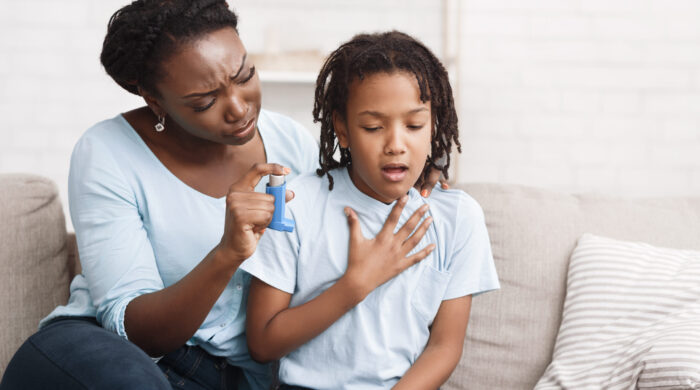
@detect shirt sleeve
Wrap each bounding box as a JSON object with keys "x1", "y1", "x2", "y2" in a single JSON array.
[
  {"x1": 68, "y1": 133, "x2": 164, "y2": 338},
  {"x1": 443, "y1": 193, "x2": 500, "y2": 300},
  {"x1": 239, "y1": 221, "x2": 300, "y2": 295}
]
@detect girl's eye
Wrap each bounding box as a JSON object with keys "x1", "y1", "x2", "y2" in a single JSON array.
[
  {"x1": 238, "y1": 66, "x2": 256, "y2": 84},
  {"x1": 193, "y1": 98, "x2": 216, "y2": 112},
  {"x1": 362, "y1": 126, "x2": 380, "y2": 132},
  {"x1": 408, "y1": 124, "x2": 425, "y2": 130}
]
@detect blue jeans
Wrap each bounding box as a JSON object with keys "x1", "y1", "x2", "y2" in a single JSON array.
[
  {"x1": 158, "y1": 344, "x2": 244, "y2": 389},
  {"x1": 0, "y1": 317, "x2": 244, "y2": 390}
]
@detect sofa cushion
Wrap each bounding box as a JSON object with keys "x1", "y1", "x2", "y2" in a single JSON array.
[
  {"x1": 445, "y1": 183, "x2": 700, "y2": 390},
  {"x1": 0, "y1": 174, "x2": 71, "y2": 373},
  {"x1": 535, "y1": 233, "x2": 700, "y2": 389}
]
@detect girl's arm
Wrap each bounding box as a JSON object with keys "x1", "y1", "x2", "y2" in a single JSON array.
[
  {"x1": 393, "y1": 295, "x2": 472, "y2": 390},
  {"x1": 246, "y1": 196, "x2": 435, "y2": 362},
  {"x1": 246, "y1": 276, "x2": 362, "y2": 362}
]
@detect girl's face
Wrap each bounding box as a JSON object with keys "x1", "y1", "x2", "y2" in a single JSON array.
[
  {"x1": 334, "y1": 71, "x2": 432, "y2": 204},
  {"x1": 147, "y1": 27, "x2": 262, "y2": 146}
]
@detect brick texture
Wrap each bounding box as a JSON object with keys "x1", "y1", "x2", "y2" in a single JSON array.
[{"x1": 1, "y1": 1, "x2": 699, "y2": 232}]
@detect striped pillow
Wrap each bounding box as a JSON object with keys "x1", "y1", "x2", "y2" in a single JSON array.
[{"x1": 535, "y1": 234, "x2": 700, "y2": 390}]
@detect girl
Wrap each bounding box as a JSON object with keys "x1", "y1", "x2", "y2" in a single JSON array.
[{"x1": 241, "y1": 31, "x2": 499, "y2": 389}]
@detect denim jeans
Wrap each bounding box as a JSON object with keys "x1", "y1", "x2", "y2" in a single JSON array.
[
  {"x1": 157, "y1": 344, "x2": 244, "y2": 389},
  {"x1": 0, "y1": 316, "x2": 170, "y2": 390},
  {"x1": 0, "y1": 317, "x2": 245, "y2": 390}
]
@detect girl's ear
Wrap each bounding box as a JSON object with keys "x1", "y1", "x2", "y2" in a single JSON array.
[
  {"x1": 332, "y1": 112, "x2": 350, "y2": 148},
  {"x1": 139, "y1": 86, "x2": 165, "y2": 118}
]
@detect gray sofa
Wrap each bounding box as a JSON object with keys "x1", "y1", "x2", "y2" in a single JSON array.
[{"x1": 2, "y1": 173, "x2": 699, "y2": 389}]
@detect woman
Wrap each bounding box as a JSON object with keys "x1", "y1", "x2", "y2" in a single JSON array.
[{"x1": 0, "y1": 1, "x2": 444, "y2": 389}]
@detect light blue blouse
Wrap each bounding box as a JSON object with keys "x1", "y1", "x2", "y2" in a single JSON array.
[{"x1": 41, "y1": 109, "x2": 318, "y2": 389}]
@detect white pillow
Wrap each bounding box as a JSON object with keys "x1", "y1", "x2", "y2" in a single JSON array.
[{"x1": 535, "y1": 234, "x2": 700, "y2": 390}]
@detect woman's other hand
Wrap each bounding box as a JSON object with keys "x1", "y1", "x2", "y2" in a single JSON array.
[
  {"x1": 217, "y1": 163, "x2": 293, "y2": 265},
  {"x1": 419, "y1": 166, "x2": 449, "y2": 198}
]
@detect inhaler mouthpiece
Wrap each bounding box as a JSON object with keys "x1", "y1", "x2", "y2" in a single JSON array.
[{"x1": 269, "y1": 174, "x2": 285, "y2": 187}]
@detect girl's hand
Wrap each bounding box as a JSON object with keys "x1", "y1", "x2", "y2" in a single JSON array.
[
  {"x1": 342, "y1": 195, "x2": 435, "y2": 300},
  {"x1": 217, "y1": 163, "x2": 293, "y2": 265}
]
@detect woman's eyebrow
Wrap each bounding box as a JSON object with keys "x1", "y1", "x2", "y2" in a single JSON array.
[
  {"x1": 181, "y1": 53, "x2": 248, "y2": 99},
  {"x1": 229, "y1": 53, "x2": 248, "y2": 80},
  {"x1": 182, "y1": 89, "x2": 218, "y2": 99}
]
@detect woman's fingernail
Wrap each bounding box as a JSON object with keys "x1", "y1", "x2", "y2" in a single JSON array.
[
  {"x1": 420, "y1": 189, "x2": 428, "y2": 197},
  {"x1": 344, "y1": 208, "x2": 350, "y2": 216},
  {"x1": 442, "y1": 183, "x2": 449, "y2": 189},
  {"x1": 284, "y1": 167, "x2": 291, "y2": 174}
]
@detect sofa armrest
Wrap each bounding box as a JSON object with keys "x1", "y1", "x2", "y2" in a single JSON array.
[{"x1": 0, "y1": 174, "x2": 72, "y2": 373}]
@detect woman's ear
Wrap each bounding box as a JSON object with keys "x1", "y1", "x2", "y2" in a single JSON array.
[
  {"x1": 332, "y1": 112, "x2": 350, "y2": 149},
  {"x1": 138, "y1": 86, "x2": 165, "y2": 118}
]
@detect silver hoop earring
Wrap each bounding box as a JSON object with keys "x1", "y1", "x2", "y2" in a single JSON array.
[{"x1": 154, "y1": 115, "x2": 165, "y2": 132}]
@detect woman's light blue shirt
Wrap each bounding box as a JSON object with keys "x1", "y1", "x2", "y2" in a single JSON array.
[{"x1": 41, "y1": 109, "x2": 318, "y2": 389}]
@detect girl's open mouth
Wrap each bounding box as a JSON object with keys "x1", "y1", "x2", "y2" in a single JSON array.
[{"x1": 381, "y1": 165, "x2": 408, "y2": 182}]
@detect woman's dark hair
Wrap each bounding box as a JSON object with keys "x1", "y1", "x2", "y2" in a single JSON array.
[
  {"x1": 313, "y1": 30, "x2": 461, "y2": 190},
  {"x1": 100, "y1": 0, "x2": 238, "y2": 96}
]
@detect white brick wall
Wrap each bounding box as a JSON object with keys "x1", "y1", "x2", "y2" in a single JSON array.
[
  {"x1": 458, "y1": 0, "x2": 700, "y2": 197},
  {"x1": 1, "y1": 1, "x2": 699, "y2": 232}
]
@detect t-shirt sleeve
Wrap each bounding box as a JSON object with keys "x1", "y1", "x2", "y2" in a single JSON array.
[
  {"x1": 443, "y1": 193, "x2": 500, "y2": 300},
  {"x1": 68, "y1": 132, "x2": 164, "y2": 338},
  {"x1": 240, "y1": 223, "x2": 300, "y2": 294}
]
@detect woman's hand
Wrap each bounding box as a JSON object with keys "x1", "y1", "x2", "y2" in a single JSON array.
[
  {"x1": 341, "y1": 195, "x2": 435, "y2": 300},
  {"x1": 419, "y1": 166, "x2": 449, "y2": 197},
  {"x1": 217, "y1": 163, "x2": 293, "y2": 265}
]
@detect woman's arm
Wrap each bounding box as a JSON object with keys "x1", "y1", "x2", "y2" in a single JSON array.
[
  {"x1": 393, "y1": 295, "x2": 472, "y2": 390},
  {"x1": 246, "y1": 196, "x2": 435, "y2": 362},
  {"x1": 125, "y1": 163, "x2": 289, "y2": 356}
]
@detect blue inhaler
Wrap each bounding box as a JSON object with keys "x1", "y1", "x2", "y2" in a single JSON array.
[{"x1": 266, "y1": 174, "x2": 295, "y2": 232}]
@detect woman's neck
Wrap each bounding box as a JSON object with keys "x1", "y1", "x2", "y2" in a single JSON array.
[{"x1": 124, "y1": 107, "x2": 252, "y2": 165}]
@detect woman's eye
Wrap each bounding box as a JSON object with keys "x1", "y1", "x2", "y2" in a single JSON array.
[
  {"x1": 238, "y1": 66, "x2": 256, "y2": 84},
  {"x1": 408, "y1": 124, "x2": 425, "y2": 130},
  {"x1": 362, "y1": 126, "x2": 380, "y2": 131},
  {"x1": 193, "y1": 98, "x2": 216, "y2": 112}
]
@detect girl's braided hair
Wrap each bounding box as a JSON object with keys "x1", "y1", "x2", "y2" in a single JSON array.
[
  {"x1": 313, "y1": 30, "x2": 461, "y2": 190},
  {"x1": 100, "y1": 0, "x2": 238, "y2": 97}
]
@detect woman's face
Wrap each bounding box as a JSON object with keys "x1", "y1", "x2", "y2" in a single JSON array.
[{"x1": 150, "y1": 27, "x2": 261, "y2": 146}]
